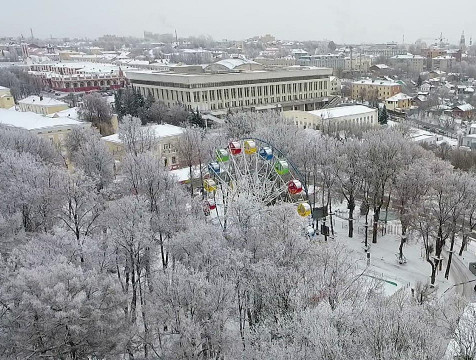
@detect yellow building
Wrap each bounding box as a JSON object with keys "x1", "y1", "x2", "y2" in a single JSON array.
[
  {"x1": 102, "y1": 124, "x2": 184, "y2": 167},
  {"x1": 0, "y1": 86, "x2": 15, "y2": 109},
  {"x1": 385, "y1": 93, "x2": 413, "y2": 111},
  {"x1": 351, "y1": 79, "x2": 402, "y2": 101},
  {"x1": 0, "y1": 108, "x2": 90, "y2": 147},
  {"x1": 18, "y1": 95, "x2": 69, "y2": 115}
]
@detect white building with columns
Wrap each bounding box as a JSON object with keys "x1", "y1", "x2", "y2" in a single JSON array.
[{"x1": 125, "y1": 65, "x2": 334, "y2": 114}]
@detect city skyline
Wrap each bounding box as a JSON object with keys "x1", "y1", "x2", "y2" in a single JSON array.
[{"x1": 1, "y1": 0, "x2": 475, "y2": 45}]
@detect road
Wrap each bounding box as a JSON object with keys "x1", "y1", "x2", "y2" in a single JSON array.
[{"x1": 443, "y1": 249, "x2": 476, "y2": 301}]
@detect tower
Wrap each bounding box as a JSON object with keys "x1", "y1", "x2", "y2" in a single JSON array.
[{"x1": 460, "y1": 31, "x2": 466, "y2": 51}]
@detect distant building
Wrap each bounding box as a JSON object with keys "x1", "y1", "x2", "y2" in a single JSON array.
[
  {"x1": 18, "y1": 95, "x2": 69, "y2": 115},
  {"x1": 254, "y1": 57, "x2": 296, "y2": 67},
  {"x1": 284, "y1": 105, "x2": 378, "y2": 130},
  {"x1": 351, "y1": 79, "x2": 402, "y2": 101},
  {"x1": 126, "y1": 64, "x2": 334, "y2": 114},
  {"x1": 385, "y1": 93, "x2": 414, "y2": 111},
  {"x1": 369, "y1": 64, "x2": 392, "y2": 76},
  {"x1": 28, "y1": 62, "x2": 126, "y2": 93},
  {"x1": 431, "y1": 56, "x2": 456, "y2": 72},
  {"x1": 452, "y1": 104, "x2": 474, "y2": 119},
  {"x1": 0, "y1": 86, "x2": 15, "y2": 109},
  {"x1": 329, "y1": 76, "x2": 341, "y2": 95},
  {"x1": 390, "y1": 54, "x2": 426, "y2": 73},
  {"x1": 102, "y1": 124, "x2": 184, "y2": 167},
  {"x1": 363, "y1": 44, "x2": 406, "y2": 58},
  {"x1": 298, "y1": 53, "x2": 371, "y2": 74}
]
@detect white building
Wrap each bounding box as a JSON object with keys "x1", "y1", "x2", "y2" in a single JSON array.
[
  {"x1": 126, "y1": 66, "x2": 334, "y2": 114},
  {"x1": 284, "y1": 105, "x2": 378, "y2": 130}
]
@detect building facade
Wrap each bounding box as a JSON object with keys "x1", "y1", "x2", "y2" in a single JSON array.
[
  {"x1": 390, "y1": 54, "x2": 426, "y2": 73},
  {"x1": 298, "y1": 54, "x2": 371, "y2": 74},
  {"x1": 351, "y1": 79, "x2": 402, "y2": 101},
  {"x1": 18, "y1": 96, "x2": 69, "y2": 115},
  {"x1": 126, "y1": 67, "x2": 334, "y2": 113},
  {"x1": 29, "y1": 63, "x2": 126, "y2": 93},
  {"x1": 101, "y1": 124, "x2": 184, "y2": 167},
  {"x1": 431, "y1": 56, "x2": 456, "y2": 72},
  {"x1": 0, "y1": 108, "x2": 90, "y2": 146},
  {"x1": 284, "y1": 105, "x2": 378, "y2": 130},
  {"x1": 385, "y1": 93, "x2": 414, "y2": 111},
  {"x1": 0, "y1": 86, "x2": 15, "y2": 109}
]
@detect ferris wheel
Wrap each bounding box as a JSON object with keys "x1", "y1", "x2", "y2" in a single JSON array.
[{"x1": 202, "y1": 138, "x2": 311, "y2": 229}]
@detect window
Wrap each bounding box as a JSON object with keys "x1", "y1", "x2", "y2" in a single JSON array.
[{"x1": 172, "y1": 156, "x2": 176, "y2": 164}]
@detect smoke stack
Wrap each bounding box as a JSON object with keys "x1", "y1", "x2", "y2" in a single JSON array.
[{"x1": 39, "y1": 95, "x2": 43, "y2": 101}]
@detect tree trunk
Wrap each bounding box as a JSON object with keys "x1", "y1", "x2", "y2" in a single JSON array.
[
  {"x1": 459, "y1": 234, "x2": 467, "y2": 256},
  {"x1": 428, "y1": 258, "x2": 437, "y2": 285},
  {"x1": 372, "y1": 207, "x2": 381, "y2": 244},
  {"x1": 189, "y1": 164, "x2": 194, "y2": 196},
  {"x1": 436, "y1": 224, "x2": 444, "y2": 271},
  {"x1": 159, "y1": 232, "x2": 168, "y2": 269},
  {"x1": 328, "y1": 191, "x2": 334, "y2": 236},
  {"x1": 445, "y1": 229, "x2": 457, "y2": 279},
  {"x1": 364, "y1": 211, "x2": 369, "y2": 249},
  {"x1": 138, "y1": 269, "x2": 149, "y2": 359},
  {"x1": 398, "y1": 224, "x2": 407, "y2": 261},
  {"x1": 348, "y1": 196, "x2": 355, "y2": 238}
]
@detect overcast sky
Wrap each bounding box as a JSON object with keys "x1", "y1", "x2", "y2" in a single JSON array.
[{"x1": 2, "y1": 0, "x2": 475, "y2": 45}]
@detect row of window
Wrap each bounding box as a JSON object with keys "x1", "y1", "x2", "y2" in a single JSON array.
[
  {"x1": 136, "y1": 81, "x2": 329, "y2": 104},
  {"x1": 296, "y1": 115, "x2": 375, "y2": 129}
]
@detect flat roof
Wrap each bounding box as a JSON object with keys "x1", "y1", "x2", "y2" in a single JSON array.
[
  {"x1": 19, "y1": 95, "x2": 68, "y2": 107},
  {"x1": 102, "y1": 124, "x2": 184, "y2": 144},
  {"x1": 352, "y1": 79, "x2": 399, "y2": 86},
  {"x1": 125, "y1": 67, "x2": 333, "y2": 86},
  {"x1": 0, "y1": 108, "x2": 87, "y2": 131},
  {"x1": 307, "y1": 105, "x2": 377, "y2": 119}
]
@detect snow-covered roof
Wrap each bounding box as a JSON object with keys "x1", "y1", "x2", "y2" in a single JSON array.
[
  {"x1": 391, "y1": 54, "x2": 425, "y2": 60},
  {"x1": 308, "y1": 105, "x2": 376, "y2": 119},
  {"x1": 386, "y1": 93, "x2": 413, "y2": 102},
  {"x1": 0, "y1": 86, "x2": 8, "y2": 90},
  {"x1": 49, "y1": 107, "x2": 80, "y2": 119},
  {"x1": 102, "y1": 124, "x2": 184, "y2": 144},
  {"x1": 211, "y1": 58, "x2": 260, "y2": 70},
  {"x1": 434, "y1": 55, "x2": 455, "y2": 60},
  {"x1": 371, "y1": 64, "x2": 390, "y2": 69},
  {"x1": 169, "y1": 166, "x2": 200, "y2": 183},
  {"x1": 352, "y1": 79, "x2": 398, "y2": 86},
  {"x1": 18, "y1": 95, "x2": 67, "y2": 107},
  {"x1": 453, "y1": 104, "x2": 474, "y2": 112},
  {"x1": 0, "y1": 109, "x2": 87, "y2": 131}
]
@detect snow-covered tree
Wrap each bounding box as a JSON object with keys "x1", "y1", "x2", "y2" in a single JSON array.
[
  {"x1": 119, "y1": 115, "x2": 156, "y2": 156},
  {"x1": 66, "y1": 127, "x2": 114, "y2": 190}
]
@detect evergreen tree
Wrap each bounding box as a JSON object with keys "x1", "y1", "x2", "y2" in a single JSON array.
[
  {"x1": 417, "y1": 75, "x2": 423, "y2": 88},
  {"x1": 379, "y1": 105, "x2": 389, "y2": 124},
  {"x1": 188, "y1": 109, "x2": 206, "y2": 128}
]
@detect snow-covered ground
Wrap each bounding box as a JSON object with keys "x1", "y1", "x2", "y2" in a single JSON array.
[{"x1": 321, "y1": 203, "x2": 476, "y2": 300}]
